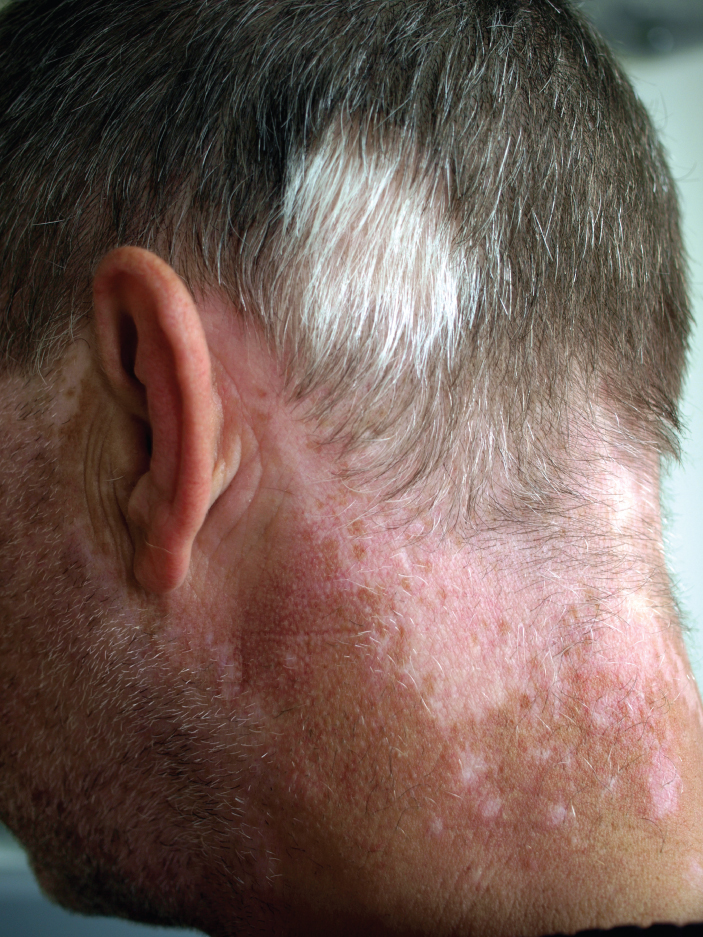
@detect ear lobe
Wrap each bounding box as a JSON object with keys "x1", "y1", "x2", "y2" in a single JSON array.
[{"x1": 93, "y1": 246, "x2": 218, "y2": 593}]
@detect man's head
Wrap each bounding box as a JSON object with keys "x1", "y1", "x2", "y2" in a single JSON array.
[
  {"x1": 1, "y1": 2, "x2": 702, "y2": 935},
  {"x1": 0, "y1": 0, "x2": 689, "y2": 518}
]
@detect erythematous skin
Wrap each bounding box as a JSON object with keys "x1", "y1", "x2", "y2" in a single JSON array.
[{"x1": 1, "y1": 255, "x2": 703, "y2": 937}]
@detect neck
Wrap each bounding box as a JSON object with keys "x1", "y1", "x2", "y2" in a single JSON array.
[
  {"x1": 108, "y1": 423, "x2": 703, "y2": 936},
  {"x1": 213, "y1": 471, "x2": 703, "y2": 934}
]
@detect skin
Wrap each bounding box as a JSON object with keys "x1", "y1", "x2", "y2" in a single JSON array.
[{"x1": 1, "y1": 247, "x2": 703, "y2": 935}]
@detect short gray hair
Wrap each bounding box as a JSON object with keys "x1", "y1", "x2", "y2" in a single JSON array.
[{"x1": 0, "y1": 0, "x2": 690, "y2": 527}]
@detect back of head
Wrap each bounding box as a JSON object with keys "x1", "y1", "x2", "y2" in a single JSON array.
[
  {"x1": 0, "y1": 3, "x2": 701, "y2": 936},
  {"x1": 0, "y1": 0, "x2": 689, "y2": 523}
]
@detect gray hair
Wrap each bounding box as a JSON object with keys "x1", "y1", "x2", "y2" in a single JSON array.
[{"x1": 0, "y1": 0, "x2": 690, "y2": 528}]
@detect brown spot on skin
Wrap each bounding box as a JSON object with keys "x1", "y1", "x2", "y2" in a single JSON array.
[
  {"x1": 352, "y1": 540, "x2": 366, "y2": 562},
  {"x1": 348, "y1": 519, "x2": 366, "y2": 539}
]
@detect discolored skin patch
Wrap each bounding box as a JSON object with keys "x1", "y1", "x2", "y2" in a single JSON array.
[
  {"x1": 179, "y1": 492, "x2": 703, "y2": 933},
  {"x1": 4, "y1": 338, "x2": 703, "y2": 936}
]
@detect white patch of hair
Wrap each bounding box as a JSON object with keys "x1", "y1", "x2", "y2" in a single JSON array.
[
  {"x1": 242, "y1": 121, "x2": 492, "y2": 522},
  {"x1": 277, "y1": 121, "x2": 464, "y2": 383}
]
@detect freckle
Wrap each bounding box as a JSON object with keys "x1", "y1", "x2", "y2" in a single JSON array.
[{"x1": 352, "y1": 541, "x2": 366, "y2": 561}]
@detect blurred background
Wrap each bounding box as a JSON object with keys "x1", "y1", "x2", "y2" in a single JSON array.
[{"x1": 1, "y1": 0, "x2": 703, "y2": 934}]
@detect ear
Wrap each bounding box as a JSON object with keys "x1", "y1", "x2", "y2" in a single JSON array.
[{"x1": 93, "y1": 246, "x2": 226, "y2": 593}]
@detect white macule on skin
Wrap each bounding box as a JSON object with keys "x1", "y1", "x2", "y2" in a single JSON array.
[{"x1": 686, "y1": 858, "x2": 703, "y2": 891}]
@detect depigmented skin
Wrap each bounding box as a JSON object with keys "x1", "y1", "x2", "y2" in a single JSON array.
[
  {"x1": 187, "y1": 501, "x2": 703, "y2": 935},
  {"x1": 125, "y1": 411, "x2": 702, "y2": 937}
]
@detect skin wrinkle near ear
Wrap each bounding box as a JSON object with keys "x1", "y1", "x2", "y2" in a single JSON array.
[{"x1": 201, "y1": 326, "x2": 245, "y2": 513}]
